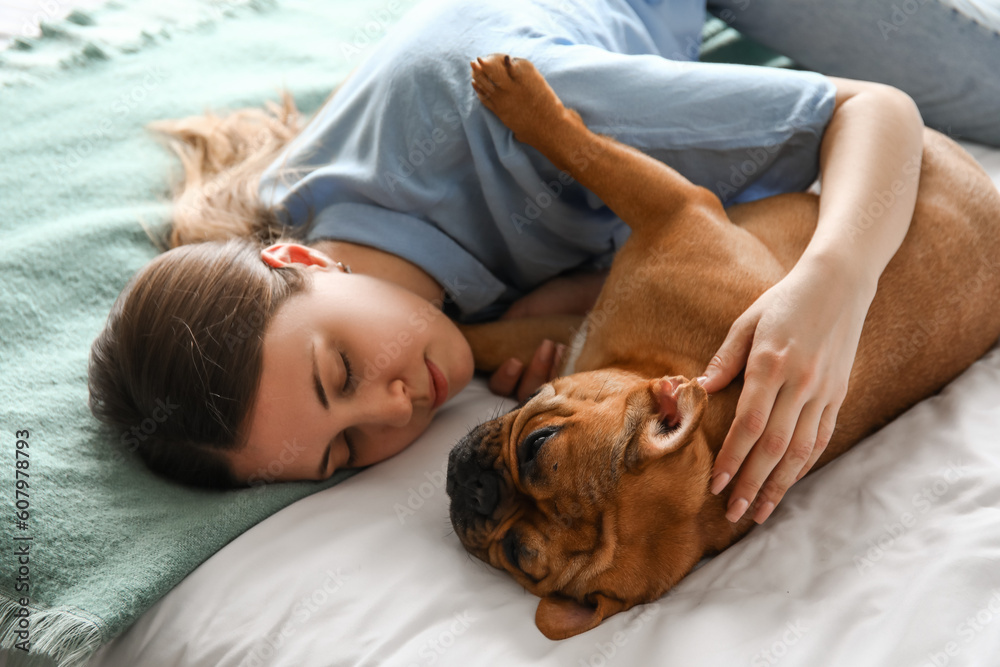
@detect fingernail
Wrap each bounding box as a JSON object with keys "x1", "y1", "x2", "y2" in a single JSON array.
[
  {"x1": 540, "y1": 339, "x2": 554, "y2": 363},
  {"x1": 754, "y1": 501, "x2": 775, "y2": 525},
  {"x1": 710, "y1": 472, "x2": 730, "y2": 495},
  {"x1": 695, "y1": 375, "x2": 709, "y2": 386},
  {"x1": 726, "y1": 497, "x2": 748, "y2": 523},
  {"x1": 506, "y1": 359, "x2": 523, "y2": 376}
]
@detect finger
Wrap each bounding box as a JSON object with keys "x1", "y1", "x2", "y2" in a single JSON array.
[
  {"x1": 709, "y1": 354, "x2": 782, "y2": 496},
  {"x1": 699, "y1": 314, "x2": 757, "y2": 394},
  {"x1": 516, "y1": 339, "x2": 555, "y2": 403},
  {"x1": 751, "y1": 399, "x2": 825, "y2": 524},
  {"x1": 488, "y1": 358, "x2": 523, "y2": 397},
  {"x1": 722, "y1": 384, "x2": 803, "y2": 523},
  {"x1": 795, "y1": 402, "x2": 839, "y2": 482}
]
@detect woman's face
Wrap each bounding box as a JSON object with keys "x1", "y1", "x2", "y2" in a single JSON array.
[{"x1": 227, "y1": 244, "x2": 475, "y2": 484}]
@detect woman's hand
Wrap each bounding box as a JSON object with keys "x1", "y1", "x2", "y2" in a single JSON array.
[
  {"x1": 698, "y1": 252, "x2": 877, "y2": 525},
  {"x1": 700, "y1": 78, "x2": 922, "y2": 525},
  {"x1": 489, "y1": 339, "x2": 566, "y2": 402}
]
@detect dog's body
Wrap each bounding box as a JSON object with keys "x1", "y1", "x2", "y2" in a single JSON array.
[{"x1": 448, "y1": 55, "x2": 1000, "y2": 639}]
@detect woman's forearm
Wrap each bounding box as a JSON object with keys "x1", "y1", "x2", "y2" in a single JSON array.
[{"x1": 804, "y1": 78, "x2": 924, "y2": 290}]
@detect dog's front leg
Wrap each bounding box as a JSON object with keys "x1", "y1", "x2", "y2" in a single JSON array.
[
  {"x1": 470, "y1": 54, "x2": 726, "y2": 238},
  {"x1": 458, "y1": 315, "x2": 583, "y2": 374}
]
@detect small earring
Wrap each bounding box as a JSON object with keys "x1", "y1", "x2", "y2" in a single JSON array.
[{"x1": 335, "y1": 261, "x2": 352, "y2": 274}]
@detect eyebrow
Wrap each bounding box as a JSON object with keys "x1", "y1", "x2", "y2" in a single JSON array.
[{"x1": 312, "y1": 340, "x2": 335, "y2": 477}]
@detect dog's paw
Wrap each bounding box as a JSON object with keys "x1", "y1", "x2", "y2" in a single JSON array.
[{"x1": 470, "y1": 54, "x2": 569, "y2": 146}]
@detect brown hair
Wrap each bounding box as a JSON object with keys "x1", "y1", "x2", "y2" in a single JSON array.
[
  {"x1": 146, "y1": 90, "x2": 307, "y2": 248},
  {"x1": 89, "y1": 92, "x2": 318, "y2": 488},
  {"x1": 88, "y1": 239, "x2": 312, "y2": 488}
]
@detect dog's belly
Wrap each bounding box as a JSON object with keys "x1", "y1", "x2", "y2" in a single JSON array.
[{"x1": 576, "y1": 127, "x2": 1000, "y2": 467}]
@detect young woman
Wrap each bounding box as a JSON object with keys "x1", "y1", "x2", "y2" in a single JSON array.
[{"x1": 88, "y1": 0, "x2": 999, "y2": 527}]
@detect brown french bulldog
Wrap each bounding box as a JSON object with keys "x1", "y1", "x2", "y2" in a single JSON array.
[{"x1": 447, "y1": 54, "x2": 1000, "y2": 640}]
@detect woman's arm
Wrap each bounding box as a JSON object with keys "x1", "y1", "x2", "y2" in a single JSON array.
[{"x1": 699, "y1": 77, "x2": 924, "y2": 524}]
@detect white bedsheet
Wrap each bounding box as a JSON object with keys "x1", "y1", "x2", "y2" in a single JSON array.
[{"x1": 90, "y1": 142, "x2": 1000, "y2": 667}]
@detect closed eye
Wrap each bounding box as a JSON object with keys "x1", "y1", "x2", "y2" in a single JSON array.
[
  {"x1": 501, "y1": 529, "x2": 541, "y2": 583},
  {"x1": 340, "y1": 350, "x2": 353, "y2": 392},
  {"x1": 502, "y1": 530, "x2": 520, "y2": 571}
]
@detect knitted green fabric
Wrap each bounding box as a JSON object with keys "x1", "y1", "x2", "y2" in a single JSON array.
[
  {"x1": 0, "y1": 1, "x2": 383, "y2": 664},
  {"x1": 0, "y1": 2, "x2": 787, "y2": 665}
]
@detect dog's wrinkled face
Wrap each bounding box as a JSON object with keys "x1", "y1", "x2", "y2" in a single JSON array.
[{"x1": 446, "y1": 369, "x2": 710, "y2": 639}]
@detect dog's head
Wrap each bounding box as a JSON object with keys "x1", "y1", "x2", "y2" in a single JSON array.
[{"x1": 446, "y1": 369, "x2": 712, "y2": 639}]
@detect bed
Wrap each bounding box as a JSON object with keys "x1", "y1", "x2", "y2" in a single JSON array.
[{"x1": 85, "y1": 146, "x2": 1000, "y2": 667}]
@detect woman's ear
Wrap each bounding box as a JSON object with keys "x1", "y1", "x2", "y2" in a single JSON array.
[{"x1": 260, "y1": 243, "x2": 334, "y2": 269}]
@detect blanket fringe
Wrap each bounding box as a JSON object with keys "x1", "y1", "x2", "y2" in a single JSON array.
[{"x1": 0, "y1": 593, "x2": 103, "y2": 667}]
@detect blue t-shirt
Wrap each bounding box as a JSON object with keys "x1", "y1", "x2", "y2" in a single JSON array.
[{"x1": 259, "y1": 0, "x2": 836, "y2": 320}]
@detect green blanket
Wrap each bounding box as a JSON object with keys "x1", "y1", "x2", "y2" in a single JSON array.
[{"x1": 0, "y1": 1, "x2": 788, "y2": 665}]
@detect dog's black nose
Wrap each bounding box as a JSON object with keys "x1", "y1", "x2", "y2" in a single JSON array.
[{"x1": 447, "y1": 439, "x2": 501, "y2": 517}]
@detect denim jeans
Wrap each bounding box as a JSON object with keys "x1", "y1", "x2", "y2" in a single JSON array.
[{"x1": 705, "y1": 0, "x2": 1000, "y2": 146}]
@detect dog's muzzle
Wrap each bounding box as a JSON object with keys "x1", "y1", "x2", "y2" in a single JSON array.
[
  {"x1": 446, "y1": 420, "x2": 508, "y2": 544},
  {"x1": 447, "y1": 443, "x2": 499, "y2": 516}
]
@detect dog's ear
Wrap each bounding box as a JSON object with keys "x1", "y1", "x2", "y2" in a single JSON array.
[
  {"x1": 535, "y1": 592, "x2": 628, "y2": 639},
  {"x1": 625, "y1": 376, "x2": 706, "y2": 472}
]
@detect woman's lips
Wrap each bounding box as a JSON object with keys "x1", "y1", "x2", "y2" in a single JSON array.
[{"x1": 426, "y1": 358, "x2": 449, "y2": 410}]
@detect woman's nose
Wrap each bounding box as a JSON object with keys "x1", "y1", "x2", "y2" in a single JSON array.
[{"x1": 364, "y1": 378, "x2": 412, "y2": 428}]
